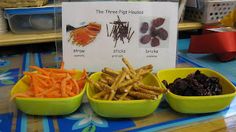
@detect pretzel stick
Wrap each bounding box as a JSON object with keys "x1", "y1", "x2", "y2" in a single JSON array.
[
  {"x1": 126, "y1": 95, "x2": 135, "y2": 100},
  {"x1": 128, "y1": 91, "x2": 157, "y2": 100},
  {"x1": 113, "y1": 96, "x2": 119, "y2": 100},
  {"x1": 97, "y1": 81, "x2": 111, "y2": 90},
  {"x1": 101, "y1": 73, "x2": 115, "y2": 84},
  {"x1": 103, "y1": 94, "x2": 109, "y2": 100},
  {"x1": 123, "y1": 67, "x2": 137, "y2": 80},
  {"x1": 116, "y1": 94, "x2": 133, "y2": 100},
  {"x1": 102, "y1": 67, "x2": 119, "y2": 77},
  {"x1": 119, "y1": 85, "x2": 133, "y2": 100},
  {"x1": 86, "y1": 78, "x2": 103, "y2": 91},
  {"x1": 93, "y1": 90, "x2": 109, "y2": 99},
  {"x1": 123, "y1": 67, "x2": 132, "y2": 76},
  {"x1": 109, "y1": 90, "x2": 116, "y2": 100},
  {"x1": 101, "y1": 73, "x2": 115, "y2": 80},
  {"x1": 135, "y1": 64, "x2": 153, "y2": 73},
  {"x1": 108, "y1": 69, "x2": 126, "y2": 100},
  {"x1": 99, "y1": 78, "x2": 108, "y2": 84},
  {"x1": 123, "y1": 64, "x2": 145, "y2": 84},
  {"x1": 118, "y1": 77, "x2": 140, "y2": 88},
  {"x1": 125, "y1": 74, "x2": 131, "y2": 80},
  {"x1": 134, "y1": 87, "x2": 160, "y2": 96},
  {"x1": 124, "y1": 67, "x2": 144, "y2": 93},
  {"x1": 138, "y1": 83, "x2": 167, "y2": 93},
  {"x1": 118, "y1": 87, "x2": 128, "y2": 93},
  {"x1": 139, "y1": 69, "x2": 153, "y2": 76},
  {"x1": 122, "y1": 58, "x2": 136, "y2": 75}
]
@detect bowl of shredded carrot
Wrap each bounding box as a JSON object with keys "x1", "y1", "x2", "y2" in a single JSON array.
[{"x1": 10, "y1": 65, "x2": 87, "y2": 116}]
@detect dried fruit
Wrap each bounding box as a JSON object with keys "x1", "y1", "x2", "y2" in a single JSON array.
[
  {"x1": 140, "y1": 35, "x2": 152, "y2": 44},
  {"x1": 156, "y1": 28, "x2": 168, "y2": 40},
  {"x1": 140, "y1": 22, "x2": 149, "y2": 33},
  {"x1": 140, "y1": 17, "x2": 168, "y2": 47},
  {"x1": 151, "y1": 37, "x2": 160, "y2": 47},
  {"x1": 150, "y1": 27, "x2": 168, "y2": 40},
  {"x1": 162, "y1": 70, "x2": 223, "y2": 96},
  {"x1": 150, "y1": 27, "x2": 158, "y2": 37},
  {"x1": 152, "y1": 18, "x2": 165, "y2": 27}
]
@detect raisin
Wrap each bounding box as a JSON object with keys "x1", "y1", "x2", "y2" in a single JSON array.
[
  {"x1": 140, "y1": 22, "x2": 149, "y2": 33},
  {"x1": 184, "y1": 89, "x2": 194, "y2": 96},
  {"x1": 150, "y1": 27, "x2": 158, "y2": 37},
  {"x1": 193, "y1": 70, "x2": 208, "y2": 84},
  {"x1": 156, "y1": 28, "x2": 168, "y2": 40},
  {"x1": 152, "y1": 18, "x2": 165, "y2": 27},
  {"x1": 151, "y1": 37, "x2": 160, "y2": 47},
  {"x1": 162, "y1": 70, "x2": 223, "y2": 96},
  {"x1": 140, "y1": 35, "x2": 151, "y2": 44},
  {"x1": 140, "y1": 17, "x2": 168, "y2": 47},
  {"x1": 162, "y1": 80, "x2": 169, "y2": 87}
]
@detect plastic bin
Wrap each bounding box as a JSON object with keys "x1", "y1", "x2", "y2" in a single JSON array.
[
  {"x1": 4, "y1": 7, "x2": 61, "y2": 34},
  {"x1": 185, "y1": 0, "x2": 236, "y2": 24}
]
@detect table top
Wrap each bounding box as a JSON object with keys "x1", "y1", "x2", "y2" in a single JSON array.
[{"x1": 0, "y1": 47, "x2": 235, "y2": 132}]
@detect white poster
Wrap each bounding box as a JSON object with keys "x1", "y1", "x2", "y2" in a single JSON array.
[{"x1": 62, "y1": 2, "x2": 178, "y2": 72}]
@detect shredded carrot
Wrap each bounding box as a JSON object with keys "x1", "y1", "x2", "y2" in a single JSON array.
[
  {"x1": 42, "y1": 68, "x2": 76, "y2": 75},
  {"x1": 60, "y1": 62, "x2": 64, "y2": 70},
  {"x1": 29, "y1": 66, "x2": 49, "y2": 76},
  {"x1": 72, "y1": 79, "x2": 80, "y2": 94},
  {"x1": 12, "y1": 63, "x2": 87, "y2": 100}
]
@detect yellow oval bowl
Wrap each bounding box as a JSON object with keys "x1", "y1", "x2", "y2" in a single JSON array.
[
  {"x1": 86, "y1": 72, "x2": 163, "y2": 118},
  {"x1": 11, "y1": 70, "x2": 86, "y2": 116},
  {"x1": 157, "y1": 68, "x2": 236, "y2": 114}
]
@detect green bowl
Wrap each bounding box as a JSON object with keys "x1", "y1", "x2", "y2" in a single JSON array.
[
  {"x1": 157, "y1": 68, "x2": 236, "y2": 114},
  {"x1": 11, "y1": 70, "x2": 86, "y2": 116},
  {"x1": 86, "y1": 72, "x2": 163, "y2": 118}
]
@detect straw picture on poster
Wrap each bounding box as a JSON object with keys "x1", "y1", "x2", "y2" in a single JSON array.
[{"x1": 67, "y1": 22, "x2": 101, "y2": 47}]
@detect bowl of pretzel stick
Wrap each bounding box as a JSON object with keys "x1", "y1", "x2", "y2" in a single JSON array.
[{"x1": 86, "y1": 58, "x2": 167, "y2": 118}]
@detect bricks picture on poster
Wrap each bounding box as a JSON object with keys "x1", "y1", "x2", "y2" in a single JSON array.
[{"x1": 140, "y1": 17, "x2": 168, "y2": 48}]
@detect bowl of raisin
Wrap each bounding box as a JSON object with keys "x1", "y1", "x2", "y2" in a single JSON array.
[{"x1": 157, "y1": 68, "x2": 236, "y2": 114}]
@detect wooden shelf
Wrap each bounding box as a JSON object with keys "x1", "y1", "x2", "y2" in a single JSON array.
[
  {"x1": 0, "y1": 32, "x2": 62, "y2": 46},
  {"x1": 178, "y1": 21, "x2": 203, "y2": 31},
  {"x1": 0, "y1": 22, "x2": 203, "y2": 46}
]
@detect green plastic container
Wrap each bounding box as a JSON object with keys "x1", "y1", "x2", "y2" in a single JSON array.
[
  {"x1": 157, "y1": 68, "x2": 236, "y2": 114},
  {"x1": 11, "y1": 70, "x2": 85, "y2": 116},
  {"x1": 86, "y1": 72, "x2": 163, "y2": 118}
]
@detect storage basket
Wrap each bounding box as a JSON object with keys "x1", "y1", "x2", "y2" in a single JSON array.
[
  {"x1": 0, "y1": 0, "x2": 48, "y2": 8},
  {"x1": 185, "y1": 0, "x2": 236, "y2": 24},
  {"x1": 4, "y1": 7, "x2": 62, "y2": 34}
]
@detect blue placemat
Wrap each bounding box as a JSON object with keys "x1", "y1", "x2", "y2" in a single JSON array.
[{"x1": 178, "y1": 39, "x2": 236, "y2": 85}]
